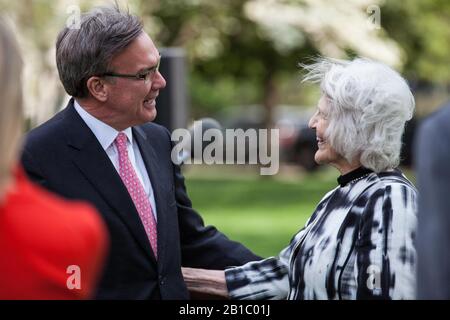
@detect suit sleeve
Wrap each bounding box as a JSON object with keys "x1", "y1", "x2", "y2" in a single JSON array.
[
  {"x1": 415, "y1": 117, "x2": 450, "y2": 299},
  {"x1": 164, "y1": 129, "x2": 262, "y2": 269}
]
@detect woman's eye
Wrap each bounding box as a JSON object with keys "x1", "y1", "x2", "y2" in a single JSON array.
[{"x1": 319, "y1": 112, "x2": 328, "y2": 120}]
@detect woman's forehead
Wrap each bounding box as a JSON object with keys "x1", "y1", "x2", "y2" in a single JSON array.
[{"x1": 318, "y1": 96, "x2": 329, "y2": 110}]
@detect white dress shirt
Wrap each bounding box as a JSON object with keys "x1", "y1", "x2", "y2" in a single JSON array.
[{"x1": 74, "y1": 100, "x2": 157, "y2": 220}]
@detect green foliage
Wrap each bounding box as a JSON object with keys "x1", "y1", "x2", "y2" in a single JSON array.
[
  {"x1": 184, "y1": 167, "x2": 338, "y2": 257},
  {"x1": 189, "y1": 73, "x2": 262, "y2": 118},
  {"x1": 139, "y1": 0, "x2": 318, "y2": 116},
  {"x1": 2, "y1": 0, "x2": 448, "y2": 123},
  {"x1": 382, "y1": 0, "x2": 450, "y2": 83}
]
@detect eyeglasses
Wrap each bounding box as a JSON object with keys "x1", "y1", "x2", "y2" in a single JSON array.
[{"x1": 101, "y1": 54, "x2": 161, "y2": 84}]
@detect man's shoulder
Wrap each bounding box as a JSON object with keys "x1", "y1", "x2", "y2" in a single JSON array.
[
  {"x1": 135, "y1": 122, "x2": 173, "y2": 149},
  {"x1": 24, "y1": 108, "x2": 69, "y2": 148},
  {"x1": 138, "y1": 121, "x2": 171, "y2": 137}
]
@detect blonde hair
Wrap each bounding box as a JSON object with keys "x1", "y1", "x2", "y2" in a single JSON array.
[{"x1": 0, "y1": 18, "x2": 23, "y2": 201}]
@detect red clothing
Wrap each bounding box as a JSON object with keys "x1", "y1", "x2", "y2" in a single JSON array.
[{"x1": 0, "y1": 167, "x2": 108, "y2": 299}]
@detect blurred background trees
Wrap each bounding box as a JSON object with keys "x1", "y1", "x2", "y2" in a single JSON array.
[
  {"x1": 1, "y1": 0, "x2": 448, "y2": 127},
  {"x1": 381, "y1": 0, "x2": 450, "y2": 116},
  {"x1": 138, "y1": 0, "x2": 404, "y2": 128}
]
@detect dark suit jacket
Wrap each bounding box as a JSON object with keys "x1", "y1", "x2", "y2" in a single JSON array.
[
  {"x1": 415, "y1": 101, "x2": 450, "y2": 299},
  {"x1": 21, "y1": 99, "x2": 261, "y2": 300}
]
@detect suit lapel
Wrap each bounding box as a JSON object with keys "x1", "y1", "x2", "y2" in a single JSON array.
[
  {"x1": 133, "y1": 127, "x2": 168, "y2": 269},
  {"x1": 62, "y1": 100, "x2": 156, "y2": 263}
]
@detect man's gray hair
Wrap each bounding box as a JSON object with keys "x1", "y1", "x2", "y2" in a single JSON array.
[
  {"x1": 302, "y1": 57, "x2": 415, "y2": 172},
  {"x1": 56, "y1": 5, "x2": 143, "y2": 98}
]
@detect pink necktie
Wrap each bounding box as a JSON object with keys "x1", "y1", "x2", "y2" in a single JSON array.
[{"x1": 115, "y1": 132, "x2": 157, "y2": 258}]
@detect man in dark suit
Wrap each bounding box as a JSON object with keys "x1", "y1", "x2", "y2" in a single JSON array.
[
  {"x1": 21, "y1": 6, "x2": 260, "y2": 299},
  {"x1": 415, "y1": 100, "x2": 450, "y2": 299}
]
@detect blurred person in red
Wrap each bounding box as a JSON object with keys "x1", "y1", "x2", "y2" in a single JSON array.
[{"x1": 0, "y1": 17, "x2": 108, "y2": 300}]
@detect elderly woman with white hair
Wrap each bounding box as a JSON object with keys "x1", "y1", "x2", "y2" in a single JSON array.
[{"x1": 182, "y1": 57, "x2": 417, "y2": 300}]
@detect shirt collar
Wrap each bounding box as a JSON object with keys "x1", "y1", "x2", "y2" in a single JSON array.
[
  {"x1": 337, "y1": 166, "x2": 373, "y2": 187},
  {"x1": 74, "y1": 100, "x2": 133, "y2": 150}
]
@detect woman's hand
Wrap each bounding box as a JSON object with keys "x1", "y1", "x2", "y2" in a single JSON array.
[{"x1": 182, "y1": 267, "x2": 229, "y2": 299}]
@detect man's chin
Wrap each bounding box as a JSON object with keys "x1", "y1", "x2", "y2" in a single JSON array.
[
  {"x1": 130, "y1": 112, "x2": 157, "y2": 127},
  {"x1": 144, "y1": 109, "x2": 157, "y2": 123},
  {"x1": 148, "y1": 108, "x2": 158, "y2": 122}
]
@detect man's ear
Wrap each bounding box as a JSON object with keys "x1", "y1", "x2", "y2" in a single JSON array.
[{"x1": 86, "y1": 76, "x2": 109, "y2": 102}]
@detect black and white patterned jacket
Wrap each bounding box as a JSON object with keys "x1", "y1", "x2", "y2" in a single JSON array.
[{"x1": 225, "y1": 168, "x2": 417, "y2": 300}]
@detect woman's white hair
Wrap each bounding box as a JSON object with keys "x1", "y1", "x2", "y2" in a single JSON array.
[
  {"x1": 0, "y1": 18, "x2": 23, "y2": 201},
  {"x1": 302, "y1": 57, "x2": 415, "y2": 172}
]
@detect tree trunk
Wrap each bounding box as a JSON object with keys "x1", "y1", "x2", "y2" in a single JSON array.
[
  {"x1": 263, "y1": 70, "x2": 278, "y2": 130},
  {"x1": 259, "y1": 69, "x2": 278, "y2": 178}
]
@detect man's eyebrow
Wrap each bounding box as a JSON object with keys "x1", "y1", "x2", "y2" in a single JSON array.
[
  {"x1": 136, "y1": 55, "x2": 160, "y2": 73},
  {"x1": 136, "y1": 66, "x2": 154, "y2": 73}
]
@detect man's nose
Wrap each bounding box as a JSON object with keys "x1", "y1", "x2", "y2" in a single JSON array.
[{"x1": 153, "y1": 71, "x2": 166, "y2": 90}]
